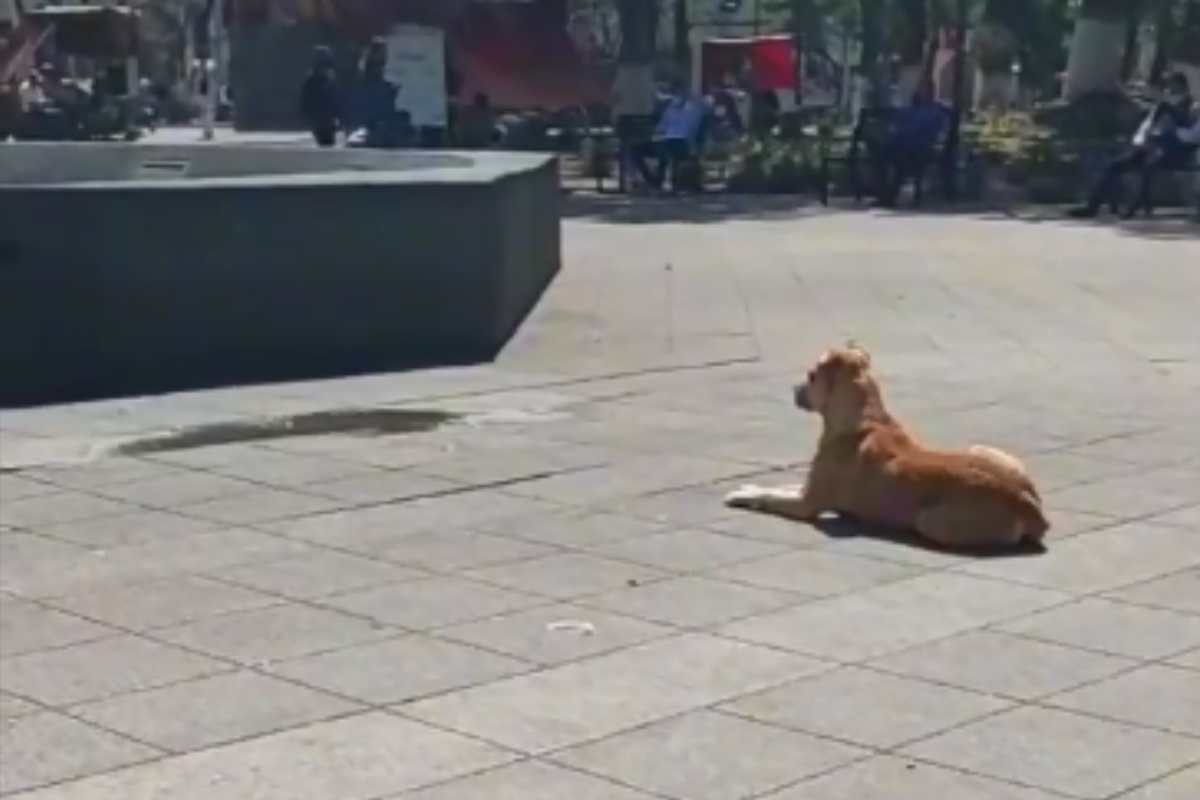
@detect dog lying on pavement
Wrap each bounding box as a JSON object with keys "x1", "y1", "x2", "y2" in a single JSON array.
[{"x1": 724, "y1": 344, "x2": 1049, "y2": 550}]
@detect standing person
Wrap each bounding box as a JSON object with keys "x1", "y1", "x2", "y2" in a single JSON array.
[
  {"x1": 868, "y1": 91, "x2": 949, "y2": 206},
  {"x1": 1070, "y1": 72, "x2": 1196, "y2": 218},
  {"x1": 350, "y1": 38, "x2": 399, "y2": 147},
  {"x1": 300, "y1": 46, "x2": 340, "y2": 147}
]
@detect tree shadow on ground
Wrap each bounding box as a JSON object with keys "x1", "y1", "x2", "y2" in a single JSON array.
[
  {"x1": 878, "y1": 204, "x2": 1199, "y2": 241},
  {"x1": 810, "y1": 514, "x2": 1048, "y2": 560},
  {"x1": 1013, "y1": 209, "x2": 1198, "y2": 241},
  {"x1": 561, "y1": 191, "x2": 827, "y2": 225},
  {"x1": 561, "y1": 189, "x2": 1198, "y2": 241}
]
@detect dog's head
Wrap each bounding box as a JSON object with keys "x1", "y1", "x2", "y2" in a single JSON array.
[{"x1": 793, "y1": 342, "x2": 874, "y2": 416}]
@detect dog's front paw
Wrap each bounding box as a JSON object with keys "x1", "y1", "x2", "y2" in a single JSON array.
[{"x1": 724, "y1": 485, "x2": 766, "y2": 509}]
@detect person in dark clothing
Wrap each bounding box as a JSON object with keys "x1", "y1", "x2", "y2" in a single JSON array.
[
  {"x1": 348, "y1": 38, "x2": 401, "y2": 148},
  {"x1": 869, "y1": 92, "x2": 948, "y2": 206},
  {"x1": 360, "y1": 38, "x2": 388, "y2": 81},
  {"x1": 300, "y1": 46, "x2": 340, "y2": 147},
  {"x1": 749, "y1": 89, "x2": 780, "y2": 137},
  {"x1": 1070, "y1": 72, "x2": 1197, "y2": 218}
]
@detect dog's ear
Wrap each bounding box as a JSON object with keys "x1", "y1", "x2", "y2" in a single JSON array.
[{"x1": 845, "y1": 340, "x2": 871, "y2": 366}]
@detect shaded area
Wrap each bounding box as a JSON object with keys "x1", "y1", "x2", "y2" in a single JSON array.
[
  {"x1": 114, "y1": 408, "x2": 457, "y2": 455},
  {"x1": 562, "y1": 191, "x2": 823, "y2": 225},
  {"x1": 0, "y1": 349, "x2": 485, "y2": 410},
  {"x1": 877, "y1": 203, "x2": 1199, "y2": 241},
  {"x1": 810, "y1": 515, "x2": 1048, "y2": 560},
  {"x1": 719, "y1": 506, "x2": 1047, "y2": 560},
  {"x1": 562, "y1": 190, "x2": 1197, "y2": 240}
]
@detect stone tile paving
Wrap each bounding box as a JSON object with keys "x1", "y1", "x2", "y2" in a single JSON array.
[{"x1": 1, "y1": 206, "x2": 1198, "y2": 798}]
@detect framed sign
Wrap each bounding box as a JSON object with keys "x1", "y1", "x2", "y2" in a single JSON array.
[{"x1": 384, "y1": 24, "x2": 447, "y2": 127}]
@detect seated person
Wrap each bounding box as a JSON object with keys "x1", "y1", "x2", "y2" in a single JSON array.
[
  {"x1": 630, "y1": 80, "x2": 707, "y2": 191},
  {"x1": 1071, "y1": 71, "x2": 1197, "y2": 218},
  {"x1": 869, "y1": 92, "x2": 948, "y2": 206},
  {"x1": 1126, "y1": 109, "x2": 1200, "y2": 216}
]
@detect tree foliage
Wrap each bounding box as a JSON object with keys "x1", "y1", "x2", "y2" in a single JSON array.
[{"x1": 598, "y1": 0, "x2": 1197, "y2": 86}]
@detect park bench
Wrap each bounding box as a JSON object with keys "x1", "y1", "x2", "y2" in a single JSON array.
[
  {"x1": 818, "y1": 106, "x2": 981, "y2": 206},
  {"x1": 588, "y1": 112, "x2": 725, "y2": 194},
  {"x1": 1137, "y1": 155, "x2": 1200, "y2": 217},
  {"x1": 1064, "y1": 137, "x2": 1200, "y2": 216}
]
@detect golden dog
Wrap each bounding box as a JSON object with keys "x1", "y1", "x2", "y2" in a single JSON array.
[{"x1": 724, "y1": 345, "x2": 1049, "y2": 550}]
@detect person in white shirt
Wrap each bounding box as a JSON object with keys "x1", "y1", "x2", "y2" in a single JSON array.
[
  {"x1": 1071, "y1": 72, "x2": 1197, "y2": 218},
  {"x1": 629, "y1": 79, "x2": 708, "y2": 191}
]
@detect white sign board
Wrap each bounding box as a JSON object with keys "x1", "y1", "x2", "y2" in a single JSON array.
[{"x1": 384, "y1": 24, "x2": 447, "y2": 128}]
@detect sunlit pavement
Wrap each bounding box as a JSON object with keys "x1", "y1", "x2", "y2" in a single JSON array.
[{"x1": 2, "y1": 205, "x2": 1198, "y2": 799}]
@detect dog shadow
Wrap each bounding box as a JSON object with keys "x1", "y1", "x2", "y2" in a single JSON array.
[{"x1": 808, "y1": 514, "x2": 1047, "y2": 559}]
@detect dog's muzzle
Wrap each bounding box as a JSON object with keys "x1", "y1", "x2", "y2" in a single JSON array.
[{"x1": 793, "y1": 384, "x2": 811, "y2": 411}]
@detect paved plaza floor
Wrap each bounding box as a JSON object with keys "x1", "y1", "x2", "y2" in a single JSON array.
[{"x1": 1, "y1": 205, "x2": 1198, "y2": 799}]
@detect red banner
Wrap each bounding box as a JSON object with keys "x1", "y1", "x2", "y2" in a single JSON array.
[{"x1": 701, "y1": 34, "x2": 796, "y2": 93}]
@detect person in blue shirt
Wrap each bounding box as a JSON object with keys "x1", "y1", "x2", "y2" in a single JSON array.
[
  {"x1": 869, "y1": 91, "x2": 948, "y2": 206},
  {"x1": 630, "y1": 80, "x2": 708, "y2": 191}
]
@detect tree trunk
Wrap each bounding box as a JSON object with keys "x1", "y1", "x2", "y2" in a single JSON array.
[
  {"x1": 1170, "y1": 0, "x2": 1200, "y2": 98},
  {"x1": 616, "y1": 0, "x2": 657, "y2": 65},
  {"x1": 1149, "y1": 0, "x2": 1172, "y2": 82},
  {"x1": 1064, "y1": 0, "x2": 1130, "y2": 99},
  {"x1": 893, "y1": 0, "x2": 929, "y2": 103},
  {"x1": 672, "y1": 0, "x2": 689, "y2": 75},
  {"x1": 859, "y1": 0, "x2": 886, "y2": 104},
  {"x1": 1119, "y1": 0, "x2": 1144, "y2": 80},
  {"x1": 613, "y1": 0, "x2": 658, "y2": 117}
]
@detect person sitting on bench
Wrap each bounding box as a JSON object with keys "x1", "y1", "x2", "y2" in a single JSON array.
[
  {"x1": 1071, "y1": 72, "x2": 1197, "y2": 219},
  {"x1": 869, "y1": 91, "x2": 948, "y2": 206},
  {"x1": 630, "y1": 80, "x2": 707, "y2": 192}
]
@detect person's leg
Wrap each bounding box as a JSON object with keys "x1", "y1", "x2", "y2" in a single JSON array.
[
  {"x1": 1124, "y1": 153, "x2": 1163, "y2": 218},
  {"x1": 872, "y1": 141, "x2": 906, "y2": 206},
  {"x1": 888, "y1": 144, "x2": 924, "y2": 205},
  {"x1": 1124, "y1": 143, "x2": 1197, "y2": 218},
  {"x1": 628, "y1": 139, "x2": 659, "y2": 188},
  {"x1": 897, "y1": 147, "x2": 928, "y2": 205},
  {"x1": 662, "y1": 138, "x2": 690, "y2": 191},
  {"x1": 866, "y1": 141, "x2": 893, "y2": 203},
  {"x1": 648, "y1": 139, "x2": 678, "y2": 190},
  {"x1": 313, "y1": 123, "x2": 336, "y2": 147},
  {"x1": 1071, "y1": 148, "x2": 1145, "y2": 216}
]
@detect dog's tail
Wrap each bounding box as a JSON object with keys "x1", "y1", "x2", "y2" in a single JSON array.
[{"x1": 1014, "y1": 491, "x2": 1050, "y2": 542}]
